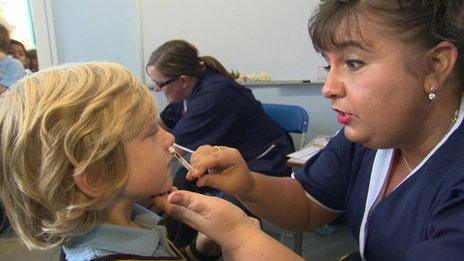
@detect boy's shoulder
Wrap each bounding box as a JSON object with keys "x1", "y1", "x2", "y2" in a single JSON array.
[
  {"x1": 61, "y1": 240, "x2": 189, "y2": 261},
  {"x1": 63, "y1": 205, "x2": 177, "y2": 260},
  {"x1": 85, "y1": 241, "x2": 188, "y2": 261}
]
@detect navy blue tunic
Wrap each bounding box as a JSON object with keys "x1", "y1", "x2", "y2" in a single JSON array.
[
  {"x1": 161, "y1": 69, "x2": 293, "y2": 176},
  {"x1": 295, "y1": 119, "x2": 464, "y2": 260}
]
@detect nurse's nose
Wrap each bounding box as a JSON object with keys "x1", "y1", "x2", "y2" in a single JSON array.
[
  {"x1": 154, "y1": 84, "x2": 162, "y2": 92},
  {"x1": 322, "y1": 68, "x2": 346, "y2": 100}
]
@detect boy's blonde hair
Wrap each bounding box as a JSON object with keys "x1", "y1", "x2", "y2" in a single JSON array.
[{"x1": 0, "y1": 62, "x2": 157, "y2": 249}]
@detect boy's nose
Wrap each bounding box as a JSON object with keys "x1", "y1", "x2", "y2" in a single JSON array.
[{"x1": 163, "y1": 130, "x2": 175, "y2": 147}]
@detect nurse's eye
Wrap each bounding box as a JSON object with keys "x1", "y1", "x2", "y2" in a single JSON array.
[
  {"x1": 346, "y1": 59, "x2": 365, "y2": 71},
  {"x1": 323, "y1": 65, "x2": 331, "y2": 72}
]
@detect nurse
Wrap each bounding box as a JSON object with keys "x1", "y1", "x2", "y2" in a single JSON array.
[
  {"x1": 166, "y1": 0, "x2": 464, "y2": 260},
  {"x1": 146, "y1": 39, "x2": 293, "y2": 177}
]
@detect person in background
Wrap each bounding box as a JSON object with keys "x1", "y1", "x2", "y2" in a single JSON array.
[
  {"x1": 146, "y1": 39, "x2": 294, "y2": 178},
  {"x1": 146, "y1": 39, "x2": 295, "y2": 250},
  {"x1": 0, "y1": 24, "x2": 24, "y2": 94},
  {"x1": 9, "y1": 39, "x2": 31, "y2": 74},
  {"x1": 27, "y1": 49, "x2": 39, "y2": 72},
  {"x1": 164, "y1": 0, "x2": 464, "y2": 260},
  {"x1": 0, "y1": 62, "x2": 264, "y2": 261}
]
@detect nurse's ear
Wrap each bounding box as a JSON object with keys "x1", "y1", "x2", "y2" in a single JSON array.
[
  {"x1": 179, "y1": 75, "x2": 196, "y2": 90},
  {"x1": 423, "y1": 40, "x2": 458, "y2": 95}
]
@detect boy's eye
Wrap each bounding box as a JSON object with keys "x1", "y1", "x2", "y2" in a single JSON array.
[
  {"x1": 346, "y1": 59, "x2": 365, "y2": 71},
  {"x1": 145, "y1": 123, "x2": 159, "y2": 138}
]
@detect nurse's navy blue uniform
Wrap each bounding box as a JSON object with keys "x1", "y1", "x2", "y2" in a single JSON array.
[
  {"x1": 295, "y1": 99, "x2": 464, "y2": 260},
  {"x1": 161, "y1": 69, "x2": 293, "y2": 176}
]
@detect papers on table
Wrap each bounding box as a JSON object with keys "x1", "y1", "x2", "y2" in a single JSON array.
[
  {"x1": 287, "y1": 135, "x2": 332, "y2": 164},
  {"x1": 287, "y1": 146, "x2": 322, "y2": 162}
]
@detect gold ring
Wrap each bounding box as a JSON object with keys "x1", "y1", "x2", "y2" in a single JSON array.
[{"x1": 213, "y1": 146, "x2": 221, "y2": 152}]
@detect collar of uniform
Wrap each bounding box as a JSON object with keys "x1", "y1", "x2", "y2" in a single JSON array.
[
  {"x1": 358, "y1": 91, "x2": 464, "y2": 259},
  {"x1": 65, "y1": 204, "x2": 166, "y2": 257},
  {"x1": 188, "y1": 68, "x2": 212, "y2": 99}
]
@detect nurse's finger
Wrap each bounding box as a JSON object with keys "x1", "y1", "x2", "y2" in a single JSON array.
[
  {"x1": 167, "y1": 190, "x2": 210, "y2": 224},
  {"x1": 192, "y1": 148, "x2": 238, "y2": 173},
  {"x1": 190, "y1": 145, "x2": 220, "y2": 164}
]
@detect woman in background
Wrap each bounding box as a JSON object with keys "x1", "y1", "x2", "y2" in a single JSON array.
[
  {"x1": 147, "y1": 39, "x2": 295, "y2": 252},
  {"x1": 27, "y1": 49, "x2": 39, "y2": 72},
  {"x1": 9, "y1": 39, "x2": 30, "y2": 74},
  {"x1": 147, "y1": 39, "x2": 293, "y2": 178}
]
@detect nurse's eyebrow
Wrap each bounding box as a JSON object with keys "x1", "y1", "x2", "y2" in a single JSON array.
[
  {"x1": 337, "y1": 39, "x2": 370, "y2": 50},
  {"x1": 321, "y1": 38, "x2": 373, "y2": 56}
]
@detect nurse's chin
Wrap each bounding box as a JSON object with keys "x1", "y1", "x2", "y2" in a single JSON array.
[
  {"x1": 345, "y1": 133, "x2": 391, "y2": 150},
  {"x1": 344, "y1": 129, "x2": 380, "y2": 149},
  {"x1": 344, "y1": 128, "x2": 363, "y2": 142}
]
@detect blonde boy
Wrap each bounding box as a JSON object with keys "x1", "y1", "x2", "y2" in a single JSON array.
[{"x1": 0, "y1": 62, "x2": 196, "y2": 260}]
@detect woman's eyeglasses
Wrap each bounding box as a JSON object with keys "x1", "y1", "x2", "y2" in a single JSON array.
[{"x1": 156, "y1": 76, "x2": 179, "y2": 89}]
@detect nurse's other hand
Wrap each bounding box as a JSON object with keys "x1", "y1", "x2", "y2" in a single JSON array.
[
  {"x1": 167, "y1": 190, "x2": 261, "y2": 252},
  {"x1": 150, "y1": 186, "x2": 178, "y2": 213},
  {"x1": 187, "y1": 145, "x2": 254, "y2": 197}
]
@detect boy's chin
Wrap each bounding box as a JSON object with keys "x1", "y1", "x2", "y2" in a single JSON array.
[{"x1": 155, "y1": 184, "x2": 174, "y2": 197}]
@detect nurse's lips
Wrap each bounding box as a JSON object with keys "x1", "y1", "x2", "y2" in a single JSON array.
[{"x1": 334, "y1": 108, "x2": 352, "y2": 125}]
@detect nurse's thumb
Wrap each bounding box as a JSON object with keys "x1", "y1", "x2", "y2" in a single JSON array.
[{"x1": 167, "y1": 190, "x2": 208, "y2": 229}]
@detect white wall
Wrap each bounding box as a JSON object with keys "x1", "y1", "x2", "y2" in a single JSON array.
[
  {"x1": 31, "y1": 0, "x2": 143, "y2": 78},
  {"x1": 140, "y1": 0, "x2": 326, "y2": 82},
  {"x1": 31, "y1": 0, "x2": 340, "y2": 142}
]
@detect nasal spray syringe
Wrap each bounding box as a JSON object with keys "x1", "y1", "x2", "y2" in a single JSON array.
[{"x1": 168, "y1": 145, "x2": 193, "y2": 172}]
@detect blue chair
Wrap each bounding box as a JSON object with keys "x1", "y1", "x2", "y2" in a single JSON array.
[
  {"x1": 261, "y1": 103, "x2": 309, "y2": 255},
  {"x1": 261, "y1": 103, "x2": 309, "y2": 149}
]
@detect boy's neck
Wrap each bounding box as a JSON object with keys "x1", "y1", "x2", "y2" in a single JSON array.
[{"x1": 105, "y1": 199, "x2": 141, "y2": 228}]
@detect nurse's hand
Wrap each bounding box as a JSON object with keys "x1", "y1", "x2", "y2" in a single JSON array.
[
  {"x1": 187, "y1": 145, "x2": 254, "y2": 197},
  {"x1": 166, "y1": 190, "x2": 261, "y2": 252},
  {"x1": 149, "y1": 186, "x2": 178, "y2": 213}
]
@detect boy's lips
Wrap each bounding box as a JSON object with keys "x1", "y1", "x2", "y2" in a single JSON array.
[{"x1": 167, "y1": 157, "x2": 174, "y2": 168}]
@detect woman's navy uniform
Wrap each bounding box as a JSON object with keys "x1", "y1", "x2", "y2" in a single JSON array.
[
  {"x1": 161, "y1": 69, "x2": 294, "y2": 176},
  {"x1": 295, "y1": 104, "x2": 464, "y2": 260}
]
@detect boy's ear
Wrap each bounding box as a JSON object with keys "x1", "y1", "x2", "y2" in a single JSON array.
[
  {"x1": 424, "y1": 40, "x2": 458, "y2": 94},
  {"x1": 73, "y1": 169, "x2": 101, "y2": 198}
]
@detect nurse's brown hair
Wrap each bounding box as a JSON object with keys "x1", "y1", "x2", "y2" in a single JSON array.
[{"x1": 309, "y1": 0, "x2": 464, "y2": 84}]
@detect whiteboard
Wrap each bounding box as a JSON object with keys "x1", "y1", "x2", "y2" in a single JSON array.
[{"x1": 140, "y1": 0, "x2": 326, "y2": 82}]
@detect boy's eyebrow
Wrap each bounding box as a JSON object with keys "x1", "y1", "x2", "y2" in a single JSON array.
[{"x1": 143, "y1": 122, "x2": 158, "y2": 136}]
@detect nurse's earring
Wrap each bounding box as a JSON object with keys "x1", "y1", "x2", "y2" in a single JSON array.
[
  {"x1": 428, "y1": 86, "x2": 436, "y2": 101},
  {"x1": 429, "y1": 92, "x2": 436, "y2": 100}
]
